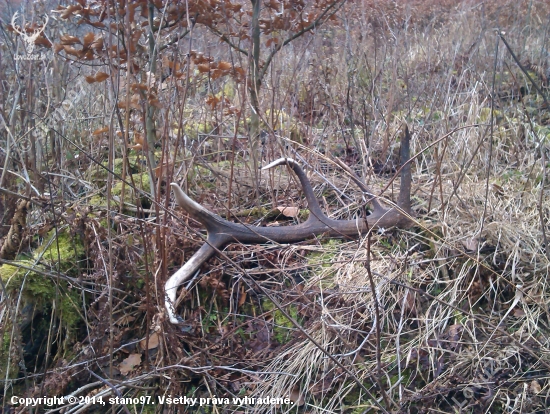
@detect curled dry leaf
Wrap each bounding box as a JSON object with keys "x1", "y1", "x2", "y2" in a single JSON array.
[
  {"x1": 63, "y1": 45, "x2": 81, "y2": 57},
  {"x1": 217, "y1": 61, "x2": 232, "y2": 71},
  {"x1": 197, "y1": 63, "x2": 210, "y2": 73},
  {"x1": 60, "y1": 34, "x2": 81, "y2": 45},
  {"x1": 237, "y1": 285, "x2": 247, "y2": 308},
  {"x1": 90, "y1": 36, "x2": 104, "y2": 50},
  {"x1": 530, "y1": 379, "x2": 541, "y2": 394},
  {"x1": 277, "y1": 206, "x2": 299, "y2": 218},
  {"x1": 60, "y1": 4, "x2": 83, "y2": 19},
  {"x1": 94, "y1": 72, "x2": 110, "y2": 83},
  {"x1": 34, "y1": 36, "x2": 52, "y2": 48},
  {"x1": 83, "y1": 32, "x2": 95, "y2": 49},
  {"x1": 92, "y1": 127, "x2": 109, "y2": 136}
]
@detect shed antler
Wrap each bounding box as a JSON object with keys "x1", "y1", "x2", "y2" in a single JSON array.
[{"x1": 166, "y1": 128, "x2": 414, "y2": 323}]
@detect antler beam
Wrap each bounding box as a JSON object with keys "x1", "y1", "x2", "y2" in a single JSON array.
[{"x1": 166, "y1": 128, "x2": 414, "y2": 324}]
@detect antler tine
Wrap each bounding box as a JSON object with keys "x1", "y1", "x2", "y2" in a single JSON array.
[
  {"x1": 165, "y1": 242, "x2": 222, "y2": 323},
  {"x1": 166, "y1": 184, "x2": 233, "y2": 323},
  {"x1": 332, "y1": 158, "x2": 384, "y2": 212},
  {"x1": 398, "y1": 125, "x2": 412, "y2": 212},
  {"x1": 261, "y1": 158, "x2": 327, "y2": 222}
]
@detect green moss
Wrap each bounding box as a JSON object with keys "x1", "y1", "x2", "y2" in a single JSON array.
[
  {"x1": 262, "y1": 299, "x2": 300, "y2": 344},
  {"x1": 90, "y1": 195, "x2": 107, "y2": 207},
  {"x1": 112, "y1": 172, "x2": 152, "y2": 202},
  {"x1": 0, "y1": 268, "x2": 82, "y2": 331},
  {"x1": 0, "y1": 230, "x2": 85, "y2": 381},
  {"x1": 0, "y1": 229, "x2": 85, "y2": 331},
  {"x1": 91, "y1": 156, "x2": 141, "y2": 181},
  {"x1": 307, "y1": 239, "x2": 342, "y2": 269},
  {"x1": 0, "y1": 330, "x2": 19, "y2": 379},
  {"x1": 36, "y1": 230, "x2": 85, "y2": 274}
]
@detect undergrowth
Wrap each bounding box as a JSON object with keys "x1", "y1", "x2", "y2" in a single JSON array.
[{"x1": 1, "y1": 0, "x2": 550, "y2": 413}]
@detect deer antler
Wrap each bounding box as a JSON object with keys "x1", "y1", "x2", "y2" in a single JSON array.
[{"x1": 166, "y1": 128, "x2": 414, "y2": 324}]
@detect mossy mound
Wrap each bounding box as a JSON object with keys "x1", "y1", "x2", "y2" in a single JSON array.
[{"x1": 90, "y1": 156, "x2": 143, "y2": 181}]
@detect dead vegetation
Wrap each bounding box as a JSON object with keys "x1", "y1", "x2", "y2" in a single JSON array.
[{"x1": 1, "y1": 0, "x2": 550, "y2": 413}]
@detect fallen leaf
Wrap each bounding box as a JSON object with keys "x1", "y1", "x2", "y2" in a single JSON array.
[
  {"x1": 119, "y1": 353, "x2": 141, "y2": 375},
  {"x1": 115, "y1": 314, "x2": 135, "y2": 326},
  {"x1": 277, "y1": 206, "x2": 299, "y2": 218},
  {"x1": 513, "y1": 308, "x2": 525, "y2": 317},
  {"x1": 153, "y1": 162, "x2": 174, "y2": 178},
  {"x1": 530, "y1": 379, "x2": 541, "y2": 394},
  {"x1": 140, "y1": 332, "x2": 159, "y2": 350}
]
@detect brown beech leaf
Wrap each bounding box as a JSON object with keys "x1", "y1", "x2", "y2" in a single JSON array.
[
  {"x1": 289, "y1": 387, "x2": 305, "y2": 407},
  {"x1": 60, "y1": 5, "x2": 83, "y2": 19},
  {"x1": 217, "y1": 61, "x2": 232, "y2": 71},
  {"x1": 34, "y1": 36, "x2": 52, "y2": 48},
  {"x1": 211, "y1": 69, "x2": 225, "y2": 80},
  {"x1": 83, "y1": 32, "x2": 95, "y2": 49},
  {"x1": 115, "y1": 314, "x2": 135, "y2": 326},
  {"x1": 82, "y1": 50, "x2": 94, "y2": 60},
  {"x1": 60, "y1": 34, "x2": 81, "y2": 45},
  {"x1": 153, "y1": 162, "x2": 174, "y2": 178},
  {"x1": 197, "y1": 63, "x2": 210, "y2": 73},
  {"x1": 94, "y1": 72, "x2": 110, "y2": 82},
  {"x1": 130, "y1": 83, "x2": 148, "y2": 91},
  {"x1": 148, "y1": 97, "x2": 163, "y2": 108},
  {"x1": 530, "y1": 380, "x2": 542, "y2": 394},
  {"x1": 119, "y1": 353, "x2": 141, "y2": 375},
  {"x1": 63, "y1": 45, "x2": 81, "y2": 57},
  {"x1": 90, "y1": 37, "x2": 104, "y2": 50},
  {"x1": 513, "y1": 308, "x2": 525, "y2": 317},
  {"x1": 461, "y1": 237, "x2": 479, "y2": 252},
  {"x1": 92, "y1": 127, "x2": 109, "y2": 136}
]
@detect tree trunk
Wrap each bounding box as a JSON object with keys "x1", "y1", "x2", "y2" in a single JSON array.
[{"x1": 249, "y1": 0, "x2": 262, "y2": 200}]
